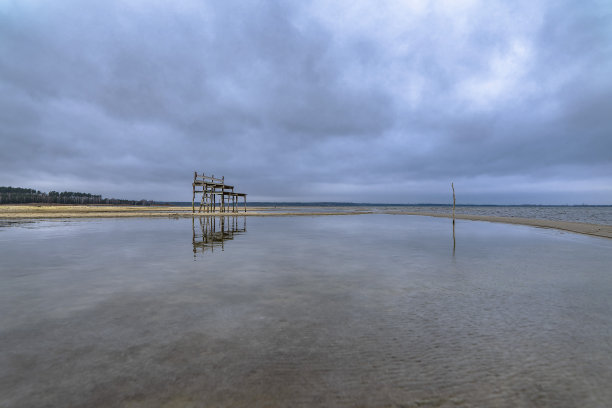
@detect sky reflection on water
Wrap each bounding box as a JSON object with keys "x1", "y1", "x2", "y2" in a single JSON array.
[{"x1": 1, "y1": 215, "x2": 611, "y2": 407}]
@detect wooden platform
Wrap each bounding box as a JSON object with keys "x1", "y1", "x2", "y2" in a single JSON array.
[{"x1": 192, "y1": 172, "x2": 247, "y2": 213}]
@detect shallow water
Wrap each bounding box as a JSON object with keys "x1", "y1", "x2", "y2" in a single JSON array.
[
  {"x1": 264, "y1": 205, "x2": 612, "y2": 225},
  {"x1": 1, "y1": 215, "x2": 611, "y2": 407},
  {"x1": 393, "y1": 205, "x2": 612, "y2": 225}
]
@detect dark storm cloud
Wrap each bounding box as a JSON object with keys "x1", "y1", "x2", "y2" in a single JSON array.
[{"x1": 1, "y1": 0, "x2": 610, "y2": 203}]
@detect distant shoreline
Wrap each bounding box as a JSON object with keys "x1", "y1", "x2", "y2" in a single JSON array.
[{"x1": 1, "y1": 204, "x2": 611, "y2": 239}]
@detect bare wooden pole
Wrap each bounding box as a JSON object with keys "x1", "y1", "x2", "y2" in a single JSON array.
[
  {"x1": 452, "y1": 182, "x2": 456, "y2": 253},
  {"x1": 452, "y1": 182, "x2": 456, "y2": 220},
  {"x1": 192, "y1": 171, "x2": 197, "y2": 213},
  {"x1": 199, "y1": 186, "x2": 205, "y2": 213}
]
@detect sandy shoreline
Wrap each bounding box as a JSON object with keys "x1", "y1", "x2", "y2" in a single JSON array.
[
  {"x1": 388, "y1": 211, "x2": 612, "y2": 239},
  {"x1": 1, "y1": 204, "x2": 611, "y2": 239}
]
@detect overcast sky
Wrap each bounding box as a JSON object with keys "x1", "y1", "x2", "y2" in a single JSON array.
[{"x1": 1, "y1": 0, "x2": 611, "y2": 204}]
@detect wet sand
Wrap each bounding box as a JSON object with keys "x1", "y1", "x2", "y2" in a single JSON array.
[{"x1": 1, "y1": 204, "x2": 611, "y2": 239}]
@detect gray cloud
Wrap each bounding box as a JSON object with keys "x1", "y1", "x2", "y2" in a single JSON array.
[{"x1": 1, "y1": 0, "x2": 611, "y2": 203}]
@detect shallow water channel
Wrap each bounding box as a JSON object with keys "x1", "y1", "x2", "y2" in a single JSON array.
[{"x1": 1, "y1": 215, "x2": 611, "y2": 407}]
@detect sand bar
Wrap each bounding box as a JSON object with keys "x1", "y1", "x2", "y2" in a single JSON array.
[
  {"x1": 1, "y1": 204, "x2": 611, "y2": 239},
  {"x1": 0, "y1": 204, "x2": 195, "y2": 218},
  {"x1": 384, "y1": 210, "x2": 612, "y2": 239}
]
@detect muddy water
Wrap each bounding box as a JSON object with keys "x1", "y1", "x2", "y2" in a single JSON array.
[{"x1": 1, "y1": 215, "x2": 611, "y2": 407}]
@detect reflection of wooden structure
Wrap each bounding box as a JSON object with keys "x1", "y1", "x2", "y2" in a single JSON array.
[
  {"x1": 192, "y1": 172, "x2": 247, "y2": 213},
  {"x1": 192, "y1": 216, "x2": 247, "y2": 256}
]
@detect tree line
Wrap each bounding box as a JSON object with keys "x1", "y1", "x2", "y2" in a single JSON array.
[{"x1": 0, "y1": 186, "x2": 154, "y2": 205}]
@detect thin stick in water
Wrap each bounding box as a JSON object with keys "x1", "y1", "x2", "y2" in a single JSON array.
[{"x1": 451, "y1": 182, "x2": 456, "y2": 220}]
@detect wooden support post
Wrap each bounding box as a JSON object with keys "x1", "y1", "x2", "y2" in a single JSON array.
[
  {"x1": 192, "y1": 173, "x2": 196, "y2": 214},
  {"x1": 244, "y1": 195, "x2": 247, "y2": 213},
  {"x1": 452, "y1": 182, "x2": 456, "y2": 221},
  {"x1": 452, "y1": 182, "x2": 456, "y2": 254}
]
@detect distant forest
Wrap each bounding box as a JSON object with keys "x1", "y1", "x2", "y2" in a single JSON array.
[{"x1": 0, "y1": 186, "x2": 153, "y2": 205}]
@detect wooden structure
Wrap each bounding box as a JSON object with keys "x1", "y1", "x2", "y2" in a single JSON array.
[{"x1": 192, "y1": 172, "x2": 247, "y2": 213}]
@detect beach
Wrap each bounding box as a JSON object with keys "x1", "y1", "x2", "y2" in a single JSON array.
[
  {"x1": 4, "y1": 0, "x2": 611, "y2": 405},
  {"x1": 2, "y1": 204, "x2": 611, "y2": 239}
]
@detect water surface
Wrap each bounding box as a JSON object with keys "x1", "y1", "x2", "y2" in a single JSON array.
[
  {"x1": 1, "y1": 215, "x2": 611, "y2": 407},
  {"x1": 259, "y1": 205, "x2": 612, "y2": 225}
]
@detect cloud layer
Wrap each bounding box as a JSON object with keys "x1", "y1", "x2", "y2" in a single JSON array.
[{"x1": 1, "y1": 0, "x2": 611, "y2": 203}]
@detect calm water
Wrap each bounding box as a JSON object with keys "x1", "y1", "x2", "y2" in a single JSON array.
[
  {"x1": 262, "y1": 205, "x2": 612, "y2": 225},
  {"x1": 396, "y1": 206, "x2": 612, "y2": 225},
  {"x1": 1, "y1": 215, "x2": 612, "y2": 407}
]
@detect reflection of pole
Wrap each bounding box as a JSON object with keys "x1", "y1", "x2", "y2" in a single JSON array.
[
  {"x1": 192, "y1": 217, "x2": 196, "y2": 258},
  {"x1": 221, "y1": 216, "x2": 225, "y2": 250},
  {"x1": 453, "y1": 219, "x2": 456, "y2": 255}
]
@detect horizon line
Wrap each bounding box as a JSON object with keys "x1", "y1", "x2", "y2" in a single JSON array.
[{"x1": 156, "y1": 201, "x2": 612, "y2": 207}]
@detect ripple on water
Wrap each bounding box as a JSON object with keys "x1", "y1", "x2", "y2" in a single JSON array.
[{"x1": 1, "y1": 215, "x2": 611, "y2": 407}]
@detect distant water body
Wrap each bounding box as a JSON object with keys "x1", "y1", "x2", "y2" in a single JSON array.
[
  {"x1": 392, "y1": 205, "x2": 612, "y2": 225},
  {"x1": 2, "y1": 215, "x2": 612, "y2": 407},
  {"x1": 251, "y1": 204, "x2": 612, "y2": 226}
]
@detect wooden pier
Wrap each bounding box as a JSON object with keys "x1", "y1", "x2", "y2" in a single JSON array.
[{"x1": 192, "y1": 172, "x2": 247, "y2": 213}]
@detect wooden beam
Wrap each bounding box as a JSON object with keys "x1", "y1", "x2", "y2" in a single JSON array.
[{"x1": 192, "y1": 172, "x2": 196, "y2": 213}]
